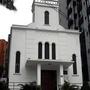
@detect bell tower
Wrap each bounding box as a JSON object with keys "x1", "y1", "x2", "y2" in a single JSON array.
[{"x1": 32, "y1": 0, "x2": 59, "y2": 27}]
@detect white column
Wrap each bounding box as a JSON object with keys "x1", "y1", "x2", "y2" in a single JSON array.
[
  {"x1": 37, "y1": 63, "x2": 41, "y2": 85},
  {"x1": 42, "y1": 44, "x2": 44, "y2": 59},
  {"x1": 59, "y1": 65, "x2": 64, "y2": 85},
  {"x1": 50, "y1": 43, "x2": 52, "y2": 59}
]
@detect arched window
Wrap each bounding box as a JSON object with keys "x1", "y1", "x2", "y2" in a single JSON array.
[
  {"x1": 72, "y1": 54, "x2": 77, "y2": 74},
  {"x1": 52, "y1": 43, "x2": 56, "y2": 59},
  {"x1": 45, "y1": 42, "x2": 49, "y2": 59},
  {"x1": 38, "y1": 42, "x2": 42, "y2": 59},
  {"x1": 15, "y1": 51, "x2": 21, "y2": 73},
  {"x1": 45, "y1": 11, "x2": 49, "y2": 24}
]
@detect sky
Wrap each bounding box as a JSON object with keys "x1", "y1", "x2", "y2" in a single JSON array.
[{"x1": 0, "y1": 0, "x2": 33, "y2": 41}]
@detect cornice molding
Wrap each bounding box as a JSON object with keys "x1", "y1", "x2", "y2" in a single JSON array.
[{"x1": 11, "y1": 25, "x2": 80, "y2": 35}]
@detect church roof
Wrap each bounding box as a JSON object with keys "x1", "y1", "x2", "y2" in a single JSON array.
[{"x1": 11, "y1": 23, "x2": 80, "y2": 35}]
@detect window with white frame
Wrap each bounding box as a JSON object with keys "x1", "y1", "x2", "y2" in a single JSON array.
[
  {"x1": 45, "y1": 42, "x2": 49, "y2": 59},
  {"x1": 52, "y1": 43, "x2": 56, "y2": 59},
  {"x1": 38, "y1": 42, "x2": 42, "y2": 59},
  {"x1": 15, "y1": 51, "x2": 21, "y2": 73},
  {"x1": 38, "y1": 42, "x2": 56, "y2": 60},
  {"x1": 45, "y1": 11, "x2": 49, "y2": 25},
  {"x1": 72, "y1": 54, "x2": 77, "y2": 74}
]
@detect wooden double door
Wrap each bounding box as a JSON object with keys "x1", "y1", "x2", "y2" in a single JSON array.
[{"x1": 41, "y1": 70, "x2": 57, "y2": 90}]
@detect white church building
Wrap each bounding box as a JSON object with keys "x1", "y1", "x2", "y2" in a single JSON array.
[{"x1": 8, "y1": 0, "x2": 83, "y2": 90}]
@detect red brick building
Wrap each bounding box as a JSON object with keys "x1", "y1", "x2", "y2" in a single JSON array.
[{"x1": 0, "y1": 39, "x2": 8, "y2": 65}]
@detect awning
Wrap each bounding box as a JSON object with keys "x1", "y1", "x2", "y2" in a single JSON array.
[{"x1": 26, "y1": 59, "x2": 74, "y2": 69}]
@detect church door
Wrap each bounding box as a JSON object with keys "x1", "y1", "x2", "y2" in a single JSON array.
[{"x1": 41, "y1": 70, "x2": 57, "y2": 90}]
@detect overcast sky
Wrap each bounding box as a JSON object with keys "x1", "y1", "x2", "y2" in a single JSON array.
[{"x1": 0, "y1": 0, "x2": 33, "y2": 41}]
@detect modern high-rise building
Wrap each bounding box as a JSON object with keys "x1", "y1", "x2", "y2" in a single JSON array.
[{"x1": 59, "y1": 0, "x2": 90, "y2": 83}]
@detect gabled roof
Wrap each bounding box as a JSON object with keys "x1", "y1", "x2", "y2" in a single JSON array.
[{"x1": 11, "y1": 23, "x2": 80, "y2": 35}]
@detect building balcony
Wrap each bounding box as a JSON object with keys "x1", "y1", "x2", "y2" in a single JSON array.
[
  {"x1": 88, "y1": 23, "x2": 90, "y2": 33},
  {"x1": 68, "y1": 7, "x2": 72, "y2": 17},
  {"x1": 74, "y1": 13, "x2": 77, "y2": 19},
  {"x1": 78, "y1": 16, "x2": 83, "y2": 26},
  {"x1": 67, "y1": 0, "x2": 71, "y2": 6},
  {"x1": 87, "y1": 6, "x2": 90, "y2": 15},
  {"x1": 77, "y1": 2, "x2": 82, "y2": 13},
  {"x1": 26, "y1": 59, "x2": 73, "y2": 69},
  {"x1": 34, "y1": 0, "x2": 59, "y2": 6},
  {"x1": 68, "y1": 18, "x2": 73, "y2": 28},
  {"x1": 74, "y1": 26, "x2": 78, "y2": 30},
  {"x1": 73, "y1": 0, "x2": 76, "y2": 7},
  {"x1": 88, "y1": 23, "x2": 90, "y2": 28},
  {"x1": 77, "y1": 0, "x2": 81, "y2": 3}
]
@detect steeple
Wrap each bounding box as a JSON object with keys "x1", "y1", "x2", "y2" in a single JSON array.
[{"x1": 32, "y1": 0, "x2": 60, "y2": 28}]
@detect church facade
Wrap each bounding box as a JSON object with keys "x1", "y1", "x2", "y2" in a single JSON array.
[{"x1": 8, "y1": 0, "x2": 83, "y2": 90}]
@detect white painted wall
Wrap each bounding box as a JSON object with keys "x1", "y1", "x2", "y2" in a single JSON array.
[{"x1": 9, "y1": 28, "x2": 82, "y2": 86}]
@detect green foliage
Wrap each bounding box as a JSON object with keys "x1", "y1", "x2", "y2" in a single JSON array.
[
  {"x1": 61, "y1": 81, "x2": 78, "y2": 90},
  {"x1": 19, "y1": 81, "x2": 41, "y2": 90},
  {"x1": 81, "y1": 82, "x2": 90, "y2": 90}
]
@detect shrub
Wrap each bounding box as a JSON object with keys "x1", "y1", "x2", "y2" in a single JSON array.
[
  {"x1": 19, "y1": 81, "x2": 41, "y2": 90},
  {"x1": 81, "y1": 82, "x2": 90, "y2": 90},
  {"x1": 0, "y1": 81, "x2": 9, "y2": 90},
  {"x1": 61, "y1": 81, "x2": 78, "y2": 90}
]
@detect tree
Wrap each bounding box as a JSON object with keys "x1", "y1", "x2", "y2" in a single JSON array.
[
  {"x1": 0, "y1": 0, "x2": 17, "y2": 11},
  {"x1": 81, "y1": 82, "x2": 90, "y2": 90},
  {"x1": 61, "y1": 81, "x2": 78, "y2": 90},
  {"x1": 0, "y1": 81, "x2": 9, "y2": 90},
  {"x1": 19, "y1": 81, "x2": 41, "y2": 90}
]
